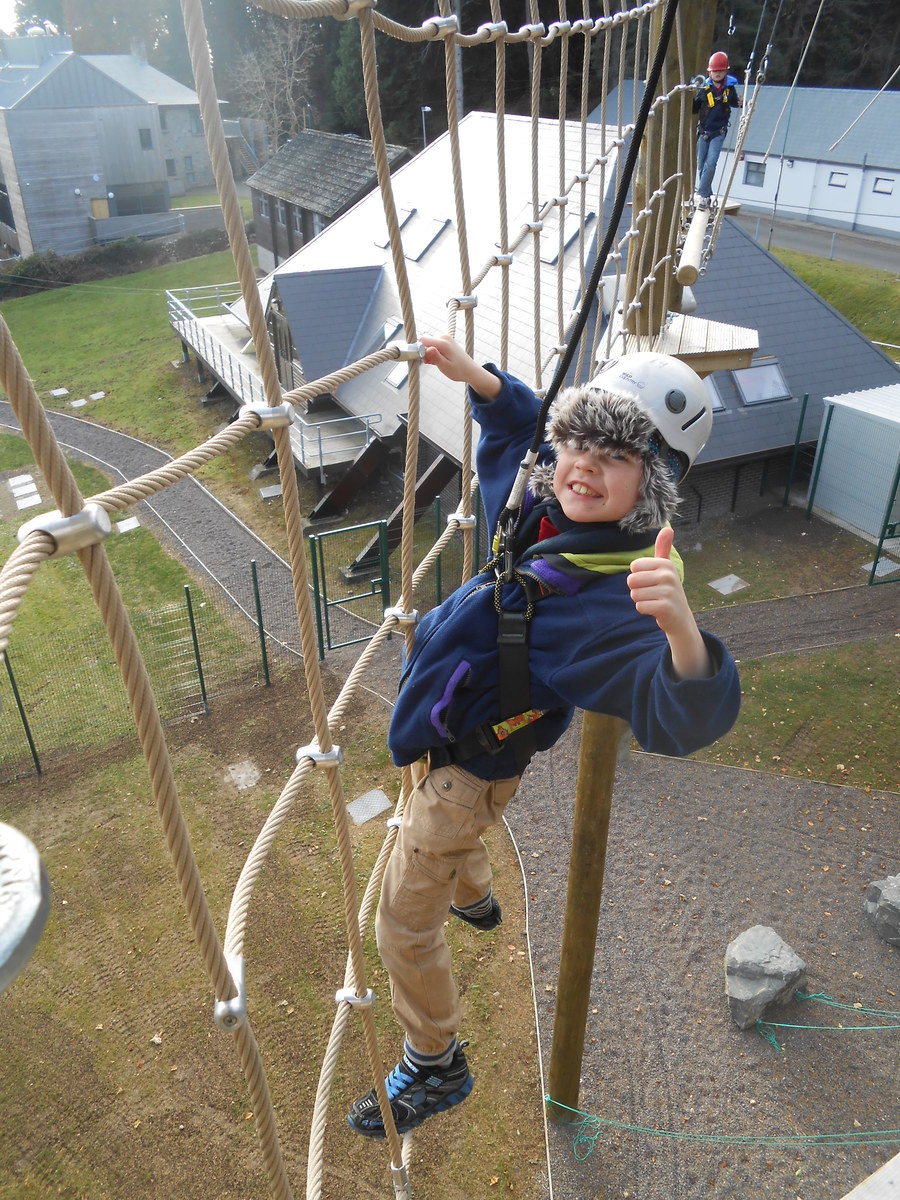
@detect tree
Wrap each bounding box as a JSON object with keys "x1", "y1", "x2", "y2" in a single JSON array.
[{"x1": 231, "y1": 14, "x2": 320, "y2": 153}]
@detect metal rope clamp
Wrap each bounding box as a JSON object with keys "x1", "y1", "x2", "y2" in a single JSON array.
[
  {"x1": 336, "y1": 0, "x2": 373, "y2": 21},
  {"x1": 448, "y1": 511, "x2": 476, "y2": 529},
  {"x1": 213, "y1": 952, "x2": 246, "y2": 1031},
  {"x1": 296, "y1": 741, "x2": 344, "y2": 767},
  {"x1": 238, "y1": 401, "x2": 293, "y2": 429},
  {"x1": 18, "y1": 503, "x2": 111, "y2": 559},
  {"x1": 384, "y1": 605, "x2": 418, "y2": 625},
  {"x1": 423, "y1": 14, "x2": 458, "y2": 38},
  {"x1": 335, "y1": 986, "x2": 375, "y2": 1008},
  {"x1": 394, "y1": 342, "x2": 426, "y2": 362}
]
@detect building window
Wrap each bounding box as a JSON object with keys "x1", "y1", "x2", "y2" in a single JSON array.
[
  {"x1": 828, "y1": 171, "x2": 849, "y2": 188},
  {"x1": 190, "y1": 112, "x2": 202, "y2": 135},
  {"x1": 385, "y1": 361, "x2": 409, "y2": 388},
  {"x1": 744, "y1": 159, "x2": 766, "y2": 188},
  {"x1": 292, "y1": 208, "x2": 302, "y2": 235},
  {"x1": 184, "y1": 155, "x2": 195, "y2": 186},
  {"x1": 260, "y1": 195, "x2": 269, "y2": 218},
  {"x1": 166, "y1": 158, "x2": 177, "y2": 177},
  {"x1": 873, "y1": 176, "x2": 894, "y2": 196},
  {"x1": 159, "y1": 109, "x2": 167, "y2": 131},
  {"x1": 139, "y1": 128, "x2": 153, "y2": 151},
  {"x1": 732, "y1": 360, "x2": 791, "y2": 406},
  {"x1": 703, "y1": 374, "x2": 726, "y2": 413},
  {"x1": 276, "y1": 198, "x2": 287, "y2": 226}
]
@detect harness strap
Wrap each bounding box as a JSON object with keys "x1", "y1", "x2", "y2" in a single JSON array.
[{"x1": 496, "y1": 607, "x2": 536, "y2": 773}]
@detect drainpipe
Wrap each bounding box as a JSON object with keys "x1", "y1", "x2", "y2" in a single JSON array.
[{"x1": 851, "y1": 152, "x2": 867, "y2": 233}]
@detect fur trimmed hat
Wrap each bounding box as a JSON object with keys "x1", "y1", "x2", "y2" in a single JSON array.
[{"x1": 529, "y1": 385, "x2": 681, "y2": 534}]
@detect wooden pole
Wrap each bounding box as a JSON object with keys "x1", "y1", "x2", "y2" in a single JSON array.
[
  {"x1": 546, "y1": 711, "x2": 627, "y2": 1120},
  {"x1": 624, "y1": 0, "x2": 717, "y2": 338}
]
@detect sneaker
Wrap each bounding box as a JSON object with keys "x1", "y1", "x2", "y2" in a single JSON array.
[
  {"x1": 697, "y1": 196, "x2": 709, "y2": 211},
  {"x1": 450, "y1": 896, "x2": 503, "y2": 931},
  {"x1": 347, "y1": 1042, "x2": 474, "y2": 1138}
]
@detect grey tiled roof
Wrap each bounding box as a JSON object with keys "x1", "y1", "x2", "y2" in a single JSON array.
[
  {"x1": 267, "y1": 112, "x2": 619, "y2": 463},
  {"x1": 691, "y1": 219, "x2": 899, "y2": 467},
  {"x1": 247, "y1": 130, "x2": 408, "y2": 218},
  {"x1": 82, "y1": 54, "x2": 200, "y2": 106},
  {"x1": 275, "y1": 264, "x2": 384, "y2": 384},
  {"x1": 259, "y1": 111, "x2": 898, "y2": 471}
]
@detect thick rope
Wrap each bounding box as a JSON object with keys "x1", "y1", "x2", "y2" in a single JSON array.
[{"x1": 0, "y1": 8, "x2": 744, "y2": 1200}]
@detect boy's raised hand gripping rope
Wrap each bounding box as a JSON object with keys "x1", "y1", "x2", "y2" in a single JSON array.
[{"x1": 493, "y1": 0, "x2": 682, "y2": 582}]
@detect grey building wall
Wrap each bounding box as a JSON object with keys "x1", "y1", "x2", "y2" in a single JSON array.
[
  {"x1": 810, "y1": 408, "x2": 900, "y2": 538},
  {"x1": 159, "y1": 105, "x2": 214, "y2": 195},
  {"x1": 4, "y1": 107, "x2": 104, "y2": 255}
]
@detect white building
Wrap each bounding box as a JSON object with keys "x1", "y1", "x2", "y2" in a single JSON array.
[{"x1": 712, "y1": 85, "x2": 900, "y2": 240}]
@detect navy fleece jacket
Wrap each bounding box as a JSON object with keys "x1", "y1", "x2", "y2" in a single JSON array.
[{"x1": 387, "y1": 369, "x2": 741, "y2": 779}]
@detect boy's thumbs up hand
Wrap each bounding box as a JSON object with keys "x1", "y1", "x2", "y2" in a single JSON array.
[
  {"x1": 654, "y1": 525, "x2": 675, "y2": 561},
  {"x1": 627, "y1": 526, "x2": 687, "y2": 636},
  {"x1": 628, "y1": 528, "x2": 713, "y2": 681}
]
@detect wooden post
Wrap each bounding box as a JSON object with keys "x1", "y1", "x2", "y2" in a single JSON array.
[
  {"x1": 546, "y1": 711, "x2": 627, "y2": 1120},
  {"x1": 624, "y1": 0, "x2": 717, "y2": 338}
]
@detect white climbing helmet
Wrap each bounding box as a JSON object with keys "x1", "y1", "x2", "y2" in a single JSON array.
[{"x1": 589, "y1": 351, "x2": 712, "y2": 479}]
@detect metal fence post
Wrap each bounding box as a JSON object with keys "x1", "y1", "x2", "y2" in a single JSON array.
[
  {"x1": 184, "y1": 585, "x2": 209, "y2": 714},
  {"x1": 250, "y1": 560, "x2": 271, "y2": 685},
  {"x1": 783, "y1": 392, "x2": 809, "y2": 506},
  {"x1": 308, "y1": 534, "x2": 326, "y2": 660},
  {"x1": 4, "y1": 653, "x2": 41, "y2": 776},
  {"x1": 806, "y1": 402, "x2": 834, "y2": 518}
]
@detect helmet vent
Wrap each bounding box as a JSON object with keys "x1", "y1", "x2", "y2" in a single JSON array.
[
  {"x1": 681, "y1": 409, "x2": 706, "y2": 431},
  {"x1": 665, "y1": 388, "x2": 686, "y2": 414}
]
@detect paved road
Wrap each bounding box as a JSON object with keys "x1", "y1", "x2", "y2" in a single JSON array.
[{"x1": 730, "y1": 210, "x2": 900, "y2": 273}]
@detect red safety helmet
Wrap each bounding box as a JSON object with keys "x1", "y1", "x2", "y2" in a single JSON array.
[{"x1": 708, "y1": 51, "x2": 729, "y2": 72}]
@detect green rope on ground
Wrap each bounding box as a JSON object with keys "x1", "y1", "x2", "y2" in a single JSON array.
[
  {"x1": 797, "y1": 989, "x2": 900, "y2": 1020},
  {"x1": 544, "y1": 1098, "x2": 900, "y2": 1163},
  {"x1": 757, "y1": 989, "x2": 900, "y2": 1050}
]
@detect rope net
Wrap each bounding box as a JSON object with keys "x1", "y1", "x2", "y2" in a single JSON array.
[{"x1": 0, "y1": 2, "x2": 756, "y2": 1196}]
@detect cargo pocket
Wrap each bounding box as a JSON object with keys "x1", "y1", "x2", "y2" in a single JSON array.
[
  {"x1": 410, "y1": 764, "x2": 485, "y2": 844},
  {"x1": 386, "y1": 846, "x2": 459, "y2": 933}
]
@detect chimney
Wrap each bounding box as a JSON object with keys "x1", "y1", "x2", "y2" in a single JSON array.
[{"x1": 130, "y1": 38, "x2": 147, "y2": 65}]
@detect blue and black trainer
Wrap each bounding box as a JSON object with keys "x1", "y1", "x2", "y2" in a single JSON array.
[
  {"x1": 347, "y1": 1042, "x2": 473, "y2": 1138},
  {"x1": 450, "y1": 895, "x2": 502, "y2": 931}
]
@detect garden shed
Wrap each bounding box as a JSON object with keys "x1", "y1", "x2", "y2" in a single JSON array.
[{"x1": 807, "y1": 383, "x2": 900, "y2": 544}]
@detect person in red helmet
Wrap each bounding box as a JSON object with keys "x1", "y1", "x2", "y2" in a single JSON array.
[{"x1": 692, "y1": 51, "x2": 741, "y2": 210}]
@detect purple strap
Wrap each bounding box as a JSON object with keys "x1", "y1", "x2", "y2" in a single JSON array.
[{"x1": 430, "y1": 660, "x2": 472, "y2": 738}]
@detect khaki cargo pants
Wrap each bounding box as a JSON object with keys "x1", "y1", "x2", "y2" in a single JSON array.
[{"x1": 374, "y1": 757, "x2": 520, "y2": 1056}]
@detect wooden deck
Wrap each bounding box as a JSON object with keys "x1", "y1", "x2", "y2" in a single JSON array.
[
  {"x1": 617, "y1": 312, "x2": 759, "y2": 377},
  {"x1": 166, "y1": 288, "x2": 380, "y2": 481},
  {"x1": 840, "y1": 1149, "x2": 899, "y2": 1200}
]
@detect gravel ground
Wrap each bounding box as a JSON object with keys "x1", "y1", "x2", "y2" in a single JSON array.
[{"x1": 6, "y1": 406, "x2": 898, "y2": 1200}]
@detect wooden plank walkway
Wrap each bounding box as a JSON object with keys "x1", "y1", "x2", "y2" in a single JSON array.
[{"x1": 840, "y1": 1149, "x2": 899, "y2": 1200}]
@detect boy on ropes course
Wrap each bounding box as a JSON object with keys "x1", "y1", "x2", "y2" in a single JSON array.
[
  {"x1": 347, "y1": 336, "x2": 741, "y2": 1139},
  {"x1": 693, "y1": 50, "x2": 742, "y2": 211}
]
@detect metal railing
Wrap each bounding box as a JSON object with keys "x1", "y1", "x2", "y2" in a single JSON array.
[
  {"x1": 295, "y1": 414, "x2": 382, "y2": 484},
  {"x1": 167, "y1": 286, "x2": 382, "y2": 478},
  {"x1": 167, "y1": 285, "x2": 264, "y2": 406}
]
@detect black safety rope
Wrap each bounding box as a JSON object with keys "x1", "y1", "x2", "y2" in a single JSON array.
[{"x1": 492, "y1": 0, "x2": 682, "y2": 583}]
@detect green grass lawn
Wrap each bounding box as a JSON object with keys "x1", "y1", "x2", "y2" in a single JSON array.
[
  {"x1": 0, "y1": 250, "x2": 257, "y2": 453},
  {"x1": 0, "y1": 433, "x2": 259, "y2": 756},
  {"x1": 772, "y1": 248, "x2": 900, "y2": 361},
  {"x1": 172, "y1": 191, "x2": 253, "y2": 220}
]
